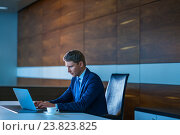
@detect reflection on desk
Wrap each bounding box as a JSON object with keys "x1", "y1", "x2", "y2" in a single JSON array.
[{"x1": 0, "y1": 101, "x2": 108, "y2": 120}]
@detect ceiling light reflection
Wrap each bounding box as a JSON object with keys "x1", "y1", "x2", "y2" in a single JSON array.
[
  {"x1": 120, "y1": 19, "x2": 135, "y2": 25},
  {"x1": 0, "y1": 6, "x2": 8, "y2": 10},
  {"x1": 120, "y1": 46, "x2": 136, "y2": 50},
  {"x1": 165, "y1": 96, "x2": 180, "y2": 100}
]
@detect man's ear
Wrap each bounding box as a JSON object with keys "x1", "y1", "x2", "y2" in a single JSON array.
[{"x1": 79, "y1": 61, "x2": 84, "y2": 68}]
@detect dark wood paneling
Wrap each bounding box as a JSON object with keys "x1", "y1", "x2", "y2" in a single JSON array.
[
  {"x1": 42, "y1": 30, "x2": 61, "y2": 66},
  {"x1": 60, "y1": 0, "x2": 84, "y2": 28},
  {"x1": 41, "y1": 79, "x2": 71, "y2": 87},
  {"x1": 85, "y1": 0, "x2": 116, "y2": 21},
  {"x1": 17, "y1": 39, "x2": 23, "y2": 67},
  {"x1": 18, "y1": 35, "x2": 43, "y2": 66},
  {"x1": 28, "y1": 0, "x2": 43, "y2": 36},
  {"x1": 140, "y1": 84, "x2": 180, "y2": 111},
  {"x1": 18, "y1": 7, "x2": 31, "y2": 40},
  {"x1": 124, "y1": 83, "x2": 140, "y2": 120},
  {"x1": 140, "y1": 0, "x2": 159, "y2": 5},
  {"x1": 17, "y1": 78, "x2": 71, "y2": 87},
  {"x1": 140, "y1": 0, "x2": 180, "y2": 63},
  {"x1": 85, "y1": 14, "x2": 117, "y2": 65},
  {"x1": 18, "y1": 0, "x2": 43, "y2": 39},
  {"x1": 42, "y1": 0, "x2": 61, "y2": 32},
  {"x1": 0, "y1": 86, "x2": 67, "y2": 101},
  {"x1": 59, "y1": 24, "x2": 84, "y2": 65},
  {"x1": 18, "y1": 78, "x2": 42, "y2": 86},
  {"x1": 118, "y1": 0, "x2": 140, "y2": 12},
  {"x1": 18, "y1": 78, "x2": 106, "y2": 88},
  {"x1": 117, "y1": 8, "x2": 139, "y2": 64}
]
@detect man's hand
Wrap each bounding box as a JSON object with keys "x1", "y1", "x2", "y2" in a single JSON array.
[
  {"x1": 34, "y1": 101, "x2": 43, "y2": 107},
  {"x1": 38, "y1": 101, "x2": 55, "y2": 109}
]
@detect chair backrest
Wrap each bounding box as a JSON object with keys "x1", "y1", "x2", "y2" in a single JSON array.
[{"x1": 105, "y1": 74, "x2": 129, "y2": 119}]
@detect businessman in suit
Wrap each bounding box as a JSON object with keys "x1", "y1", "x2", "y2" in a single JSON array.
[{"x1": 35, "y1": 50, "x2": 108, "y2": 116}]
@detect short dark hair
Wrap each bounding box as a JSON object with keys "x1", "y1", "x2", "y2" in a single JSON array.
[{"x1": 63, "y1": 50, "x2": 86, "y2": 66}]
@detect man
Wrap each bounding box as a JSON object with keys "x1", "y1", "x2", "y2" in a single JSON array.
[{"x1": 35, "y1": 50, "x2": 108, "y2": 116}]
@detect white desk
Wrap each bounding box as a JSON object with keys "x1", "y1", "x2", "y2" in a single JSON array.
[{"x1": 0, "y1": 101, "x2": 108, "y2": 120}]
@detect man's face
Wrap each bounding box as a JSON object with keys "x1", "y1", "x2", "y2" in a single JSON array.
[{"x1": 65, "y1": 61, "x2": 83, "y2": 77}]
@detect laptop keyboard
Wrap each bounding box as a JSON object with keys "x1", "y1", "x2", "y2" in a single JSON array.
[{"x1": 1, "y1": 105, "x2": 46, "y2": 113}]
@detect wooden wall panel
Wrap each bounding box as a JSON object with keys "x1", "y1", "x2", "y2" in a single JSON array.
[
  {"x1": 18, "y1": 7, "x2": 31, "y2": 40},
  {"x1": 118, "y1": 0, "x2": 140, "y2": 12},
  {"x1": 18, "y1": 0, "x2": 180, "y2": 65},
  {"x1": 18, "y1": 78, "x2": 71, "y2": 87},
  {"x1": 140, "y1": 0, "x2": 180, "y2": 63},
  {"x1": 42, "y1": 30, "x2": 61, "y2": 66},
  {"x1": 85, "y1": 0, "x2": 117, "y2": 21},
  {"x1": 124, "y1": 83, "x2": 140, "y2": 119},
  {"x1": 28, "y1": 0, "x2": 43, "y2": 36},
  {"x1": 42, "y1": 0, "x2": 61, "y2": 32},
  {"x1": 117, "y1": 8, "x2": 139, "y2": 64},
  {"x1": 17, "y1": 39, "x2": 24, "y2": 67},
  {"x1": 18, "y1": 78, "x2": 42, "y2": 86},
  {"x1": 59, "y1": 24, "x2": 84, "y2": 65},
  {"x1": 140, "y1": 0, "x2": 159, "y2": 5},
  {"x1": 140, "y1": 84, "x2": 180, "y2": 111},
  {"x1": 60, "y1": 0, "x2": 84, "y2": 28},
  {"x1": 85, "y1": 14, "x2": 117, "y2": 65},
  {"x1": 18, "y1": 1, "x2": 43, "y2": 39},
  {"x1": 18, "y1": 78, "x2": 107, "y2": 88},
  {"x1": 18, "y1": 35, "x2": 42, "y2": 66},
  {"x1": 0, "y1": 86, "x2": 67, "y2": 101}
]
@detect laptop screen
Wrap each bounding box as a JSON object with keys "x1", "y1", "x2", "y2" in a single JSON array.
[{"x1": 13, "y1": 88, "x2": 36, "y2": 111}]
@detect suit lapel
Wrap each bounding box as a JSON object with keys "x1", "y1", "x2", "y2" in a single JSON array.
[{"x1": 80, "y1": 68, "x2": 90, "y2": 96}]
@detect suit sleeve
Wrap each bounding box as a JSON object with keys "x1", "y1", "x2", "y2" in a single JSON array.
[
  {"x1": 49, "y1": 85, "x2": 73, "y2": 104},
  {"x1": 56, "y1": 76, "x2": 104, "y2": 112}
]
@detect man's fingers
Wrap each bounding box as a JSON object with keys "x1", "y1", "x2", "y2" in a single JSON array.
[
  {"x1": 38, "y1": 102, "x2": 47, "y2": 108},
  {"x1": 34, "y1": 101, "x2": 43, "y2": 107},
  {"x1": 37, "y1": 101, "x2": 54, "y2": 109}
]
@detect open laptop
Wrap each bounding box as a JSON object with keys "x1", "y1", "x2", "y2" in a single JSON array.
[{"x1": 1, "y1": 88, "x2": 46, "y2": 113}]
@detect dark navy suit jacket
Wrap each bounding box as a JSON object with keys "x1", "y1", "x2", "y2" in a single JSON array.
[{"x1": 49, "y1": 68, "x2": 108, "y2": 116}]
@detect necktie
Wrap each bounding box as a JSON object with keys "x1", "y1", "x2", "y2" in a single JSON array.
[{"x1": 75, "y1": 77, "x2": 80, "y2": 102}]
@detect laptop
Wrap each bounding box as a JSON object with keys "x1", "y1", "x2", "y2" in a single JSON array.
[{"x1": 1, "y1": 88, "x2": 46, "y2": 113}]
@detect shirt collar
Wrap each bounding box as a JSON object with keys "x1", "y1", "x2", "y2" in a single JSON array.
[{"x1": 77, "y1": 68, "x2": 86, "y2": 82}]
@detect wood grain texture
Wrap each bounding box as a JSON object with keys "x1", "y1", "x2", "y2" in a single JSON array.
[
  {"x1": 140, "y1": 84, "x2": 180, "y2": 111},
  {"x1": 117, "y1": 8, "x2": 139, "y2": 64},
  {"x1": 17, "y1": 78, "x2": 71, "y2": 87},
  {"x1": 118, "y1": 0, "x2": 140, "y2": 12},
  {"x1": 140, "y1": 0, "x2": 180, "y2": 63},
  {"x1": 28, "y1": 0, "x2": 43, "y2": 36},
  {"x1": 124, "y1": 83, "x2": 140, "y2": 120},
  {"x1": 17, "y1": 78, "x2": 42, "y2": 86},
  {"x1": 18, "y1": 35, "x2": 43, "y2": 66},
  {"x1": 84, "y1": 14, "x2": 117, "y2": 65},
  {"x1": 85, "y1": 0, "x2": 117, "y2": 21},
  {"x1": 42, "y1": 0, "x2": 61, "y2": 32},
  {"x1": 18, "y1": 0, "x2": 43, "y2": 39},
  {"x1": 42, "y1": 30, "x2": 61, "y2": 66},
  {"x1": 59, "y1": 24, "x2": 84, "y2": 65},
  {"x1": 60, "y1": 0, "x2": 84, "y2": 28},
  {"x1": 18, "y1": 7, "x2": 31, "y2": 40},
  {"x1": 140, "y1": 0, "x2": 159, "y2": 5}
]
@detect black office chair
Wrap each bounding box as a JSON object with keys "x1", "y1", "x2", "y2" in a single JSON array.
[{"x1": 104, "y1": 74, "x2": 129, "y2": 120}]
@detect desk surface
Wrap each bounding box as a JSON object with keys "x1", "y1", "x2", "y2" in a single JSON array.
[
  {"x1": 0, "y1": 101, "x2": 107, "y2": 120},
  {"x1": 135, "y1": 107, "x2": 180, "y2": 119}
]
